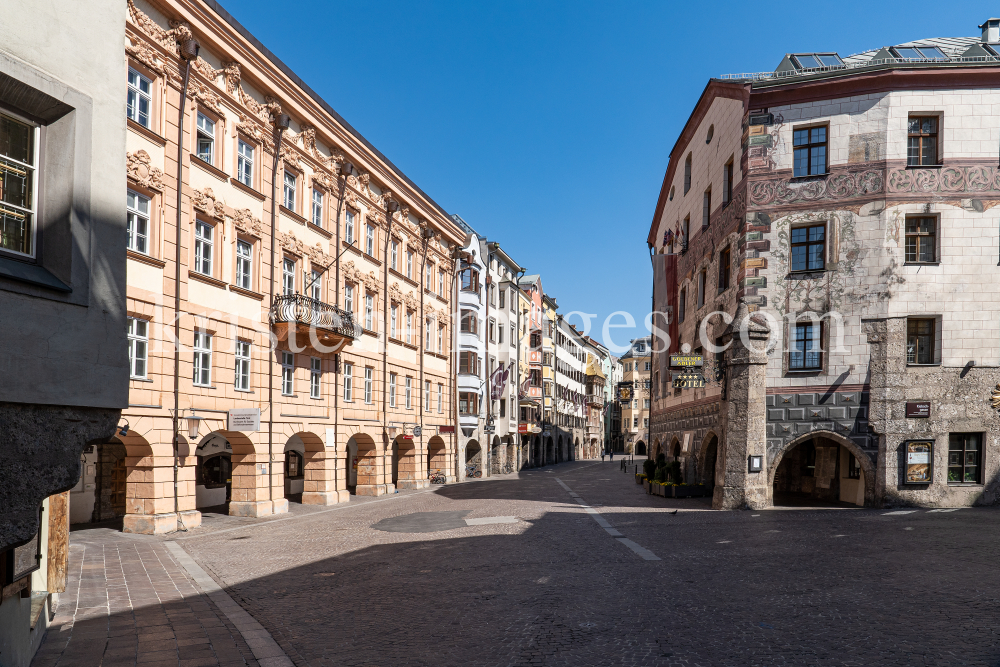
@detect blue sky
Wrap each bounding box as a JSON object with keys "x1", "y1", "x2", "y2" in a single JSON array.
[{"x1": 223, "y1": 0, "x2": 989, "y2": 352}]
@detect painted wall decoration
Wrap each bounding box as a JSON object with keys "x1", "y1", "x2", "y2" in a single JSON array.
[
  {"x1": 886, "y1": 164, "x2": 1000, "y2": 194},
  {"x1": 749, "y1": 168, "x2": 884, "y2": 207}
]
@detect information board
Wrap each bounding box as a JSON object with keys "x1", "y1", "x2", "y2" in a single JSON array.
[{"x1": 905, "y1": 441, "x2": 933, "y2": 484}]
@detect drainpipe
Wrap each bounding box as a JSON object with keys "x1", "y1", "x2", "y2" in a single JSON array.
[
  {"x1": 451, "y1": 246, "x2": 461, "y2": 481},
  {"x1": 418, "y1": 225, "x2": 439, "y2": 483},
  {"x1": 484, "y1": 271, "x2": 491, "y2": 475},
  {"x1": 383, "y1": 197, "x2": 398, "y2": 488},
  {"x1": 334, "y1": 162, "x2": 355, "y2": 491},
  {"x1": 172, "y1": 38, "x2": 199, "y2": 529},
  {"x1": 515, "y1": 268, "x2": 525, "y2": 467},
  {"x1": 268, "y1": 112, "x2": 290, "y2": 508}
]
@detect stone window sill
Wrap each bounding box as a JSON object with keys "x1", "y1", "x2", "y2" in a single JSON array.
[
  {"x1": 230, "y1": 177, "x2": 266, "y2": 202},
  {"x1": 903, "y1": 262, "x2": 940, "y2": 266},
  {"x1": 190, "y1": 155, "x2": 228, "y2": 182}
]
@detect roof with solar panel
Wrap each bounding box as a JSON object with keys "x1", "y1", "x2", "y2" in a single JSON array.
[{"x1": 720, "y1": 18, "x2": 1000, "y2": 84}]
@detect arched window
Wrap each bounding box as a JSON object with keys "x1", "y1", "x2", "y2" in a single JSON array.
[
  {"x1": 285, "y1": 451, "x2": 304, "y2": 479},
  {"x1": 200, "y1": 454, "x2": 231, "y2": 488}
]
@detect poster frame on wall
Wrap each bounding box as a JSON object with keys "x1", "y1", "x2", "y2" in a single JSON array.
[{"x1": 903, "y1": 440, "x2": 934, "y2": 484}]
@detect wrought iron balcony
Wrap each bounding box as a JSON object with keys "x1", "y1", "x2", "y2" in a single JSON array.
[{"x1": 270, "y1": 294, "x2": 362, "y2": 348}]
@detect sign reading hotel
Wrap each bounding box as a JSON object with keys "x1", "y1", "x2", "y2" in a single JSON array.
[
  {"x1": 227, "y1": 408, "x2": 260, "y2": 431},
  {"x1": 904, "y1": 441, "x2": 933, "y2": 484}
]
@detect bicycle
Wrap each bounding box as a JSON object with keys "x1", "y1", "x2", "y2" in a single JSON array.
[
  {"x1": 428, "y1": 470, "x2": 446, "y2": 484},
  {"x1": 466, "y1": 464, "x2": 482, "y2": 479}
]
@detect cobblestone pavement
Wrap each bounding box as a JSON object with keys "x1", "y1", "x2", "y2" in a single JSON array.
[{"x1": 37, "y1": 461, "x2": 1000, "y2": 666}]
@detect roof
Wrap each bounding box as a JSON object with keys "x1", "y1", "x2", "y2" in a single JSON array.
[
  {"x1": 450, "y1": 214, "x2": 477, "y2": 237},
  {"x1": 518, "y1": 274, "x2": 540, "y2": 285},
  {"x1": 586, "y1": 356, "x2": 606, "y2": 379},
  {"x1": 619, "y1": 336, "x2": 652, "y2": 360}
]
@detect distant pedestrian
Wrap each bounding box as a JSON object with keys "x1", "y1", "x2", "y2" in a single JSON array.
[
  {"x1": 601, "y1": 452, "x2": 606, "y2": 461},
  {"x1": 609, "y1": 451, "x2": 614, "y2": 461}
]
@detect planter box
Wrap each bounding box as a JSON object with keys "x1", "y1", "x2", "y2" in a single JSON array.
[
  {"x1": 635, "y1": 474, "x2": 644, "y2": 485},
  {"x1": 643, "y1": 480, "x2": 650, "y2": 493},
  {"x1": 670, "y1": 485, "x2": 708, "y2": 498}
]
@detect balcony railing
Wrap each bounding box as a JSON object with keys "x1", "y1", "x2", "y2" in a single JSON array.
[{"x1": 270, "y1": 294, "x2": 362, "y2": 347}]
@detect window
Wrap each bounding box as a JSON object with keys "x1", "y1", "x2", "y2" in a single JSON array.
[
  {"x1": 678, "y1": 288, "x2": 686, "y2": 323},
  {"x1": 193, "y1": 331, "x2": 212, "y2": 387},
  {"x1": 364, "y1": 294, "x2": 373, "y2": 331},
  {"x1": 438, "y1": 269, "x2": 444, "y2": 296},
  {"x1": 633, "y1": 417, "x2": 638, "y2": 428},
  {"x1": 312, "y1": 189, "x2": 324, "y2": 227},
  {"x1": 237, "y1": 139, "x2": 254, "y2": 187},
  {"x1": 895, "y1": 46, "x2": 947, "y2": 61},
  {"x1": 196, "y1": 113, "x2": 215, "y2": 164},
  {"x1": 236, "y1": 240, "x2": 253, "y2": 290},
  {"x1": 405, "y1": 377, "x2": 412, "y2": 409},
  {"x1": 282, "y1": 258, "x2": 295, "y2": 295},
  {"x1": 343, "y1": 362, "x2": 353, "y2": 401},
  {"x1": 908, "y1": 116, "x2": 939, "y2": 166},
  {"x1": 438, "y1": 325, "x2": 445, "y2": 353},
  {"x1": 489, "y1": 284, "x2": 496, "y2": 307},
  {"x1": 790, "y1": 322, "x2": 822, "y2": 371},
  {"x1": 499, "y1": 288, "x2": 505, "y2": 309},
  {"x1": 790, "y1": 224, "x2": 825, "y2": 272},
  {"x1": 127, "y1": 317, "x2": 148, "y2": 379},
  {"x1": 406, "y1": 250, "x2": 413, "y2": 279},
  {"x1": 426, "y1": 262, "x2": 433, "y2": 290},
  {"x1": 907, "y1": 318, "x2": 936, "y2": 365},
  {"x1": 459, "y1": 351, "x2": 480, "y2": 375},
  {"x1": 697, "y1": 270, "x2": 706, "y2": 308},
  {"x1": 644, "y1": 418, "x2": 649, "y2": 428},
  {"x1": 235, "y1": 340, "x2": 251, "y2": 391},
  {"x1": 283, "y1": 171, "x2": 296, "y2": 211},
  {"x1": 644, "y1": 362, "x2": 651, "y2": 371},
  {"x1": 510, "y1": 323, "x2": 515, "y2": 347},
  {"x1": 389, "y1": 373, "x2": 397, "y2": 408},
  {"x1": 702, "y1": 186, "x2": 711, "y2": 229},
  {"x1": 194, "y1": 221, "x2": 213, "y2": 276},
  {"x1": 366, "y1": 223, "x2": 375, "y2": 257},
  {"x1": 308, "y1": 269, "x2": 322, "y2": 302},
  {"x1": 344, "y1": 284, "x2": 354, "y2": 313},
  {"x1": 498, "y1": 323, "x2": 504, "y2": 345},
  {"x1": 406, "y1": 311, "x2": 413, "y2": 345},
  {"x1": 126, "y1": 190, "x2": 150, "y2": 254},
  {"x1": 425, "y1": 380, "x2": 431, "y2": 412},
  {"x1": 345, "y1": 210, "x2": 355, "y2": 244},
  {"x1": 281, "y1": 351, "x2": 294, "y2": 396},
  {"x1": 791, "y1": 53, "x2": 843, "y2": 69},
  {"x1": 0, "y1": 113, "x2": 37, "y2": 255},
  {"x1": 489, "y1": 317, "x2": 496, "y2": 343},
  {"x1": 459, "y1": 391, "x2": 478, "y2": 415},
  {"x1": 461, "y1": 310, "x2": 478, "y2": 335},
  {"x1": 310, "y1": 357, "x2": 321, "y2": 399},
  {"x1": 905, "y1": 217, "x2": 936, "y2": 263},
  {"x1": 390, "y1": 239, "x2": 398, "y2": 270},
  {"x1": 126, "y1": 68, "x2": 152, "y2": 128},
  {"x1": 364, "y1": 367, "x2": 373, "y2": 404},
  {"x1": 285, "y1": 451, "x2": 303, "y2": 479},
  {"x1": 683, "y1": 153, "x2": 692, "y2": 194},
  {"x1": 390, "y1": 303, "x2": 398, "y2": 338},
  {"x1": 644, "y1": 399, "x2": 651, "y2": 409},
  {"x1": 425, "y1": 318, "x2": 432, "y2": 350},
  {"x1": 682, "y1": 215, "x2": 690, "y2": 252},
  {"x1": 949, "y1": 433, "x2": 982, "y2": 484},
  {"x1": 723, "y1": 158, "x2": 734, "y2": 206},
  {"x1": 437, "y1": 384, "x2": 443, "y2": 413},
  {"x1": 461, "y1": 267, "x2": 480, "y2": 292},
  {"x1": 846, "y1": 452, "x2": 861, "y2": 479},
  {"x1": 793, "y1": 126, "x2": 827, "y2": 177},
  {"x1": 500, "y1": 398, "x2": 506, "y2": 418},
  {"x1": 719, "y1": 246, "x2": 731, "y2": 291}
]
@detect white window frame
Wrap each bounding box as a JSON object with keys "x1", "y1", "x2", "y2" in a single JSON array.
[
  {"x1": 438, "y1": 270, "x2": 444, "y2": 296},
  {"x1": 344, "y1": 284, "x2": 354, "y2": 313},
  {"x1": 425, "y1": 318, "x2": 432, "y2": 351},
  {"x1": 127, "y1": 317, "x2": 148, "y2": 379},
  {"x1": 312, "y1": 188, "x2": 323, "y2": 227},
  {"x1": 437, "y1": 383, "x2": 443, "y2": 413},
  {"x1": 283, "y1": 171, "x2": 296, "y2": 211},
  {"x1": 236, "y1": 239, "x2": 253, "y2": 290},
  {"x1": 389, "y1": 372, "x2": 397, "y2": 408},
  {"x1": 366, "y1": 223, "x2": 375, "y2": 256},
  {"x1": 365, "y1": 294, "x2": 373, "y2": 331},
  {"x1": 390, "y1": 303, "x2": 398, "y2": 339},
  {"x1": 127, "y1": 68, "x2": 152, "y2": 128},
  {"x1": 281, "y1": 351, "x2": 294, "y2": 396},
  {"x1": 406, "y1": 250, "x2": 413, "y2": 279},
  {"x1": 425, "y1": 380, "x2": 431, "y2": 412},
  {"x1": 194, "y1": 221, "x2": 213, "y2": 276},
  {"x1": 390, "y1": 239, "x2": 398, "y2": 270},
  {"x1": 310, "y1": 357, "x2": 321, "y2": 399},
  {"x1": 126, "y1": 190, "x2": 150, "y2": 254},
  {"x1": 235, "y1": 339, "x2": 251, "y2": 391},
  {"x1": 0, "y1": 112, "x2": 38, "y2": 257},
  {"x1": 343, "y1": 362, "x2": 353, "y2": 401},
  {"x1": 438, "y1": 325, "x2": 444, "y2": 353},
  {"x1": 196, "y1": 112, "x2": 215, "y2": 165},
  {"x1": 406, "y1": 311, "x2": 413, "y2": 345},
  {"x1": 345, "y1": 210, "x2": 355, "y2": 245},
  {"x1": 364, "y1": 367, "x2": 373, "y2": 404},
  {"x1": 309, "y1": 269, "x2": 322, "y2": 302},
  {"x1": 237, "y1": 139, "x2": 254, "y2": 187},
  {"x1": 405, "y1": 376, "x2": 412, "y2": 409},
  {"x1": 193, "y1": 331, "x2": 212, "y2": 387},
  {"x1": 282, "y1": 258, "x2": 295, "y2": 295}
]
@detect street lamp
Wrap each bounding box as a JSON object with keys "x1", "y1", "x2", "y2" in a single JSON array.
[{"x1": 186, "y1": 412, "x2": 204, "y2": 440}]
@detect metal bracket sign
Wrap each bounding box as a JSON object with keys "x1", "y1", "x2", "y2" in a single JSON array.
[
  {"x1": 669, "y1": 354, "x2": 704, "y2": 368},
  {"x1": 672, "y1": 370, "x2": 707, "y2": 389},
  {"x1": 412, "y1": 426, "x2": 422, "y2": 437},
  {"x1": 484, "y1": 424, "x2": 495, "y2": 434}
]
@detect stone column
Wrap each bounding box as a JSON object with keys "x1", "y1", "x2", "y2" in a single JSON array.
[
  {"x1": 230, "y1": 441, "x2": 287, "y2": 516},
  {"x1": 302, "y1": 448, "x2": 349, "y2": 505},
  {"x1": 714, "y1": 300, "x2": 771, "y2": 510},
  {"x1": 355, "y1": 441, "x2": 388, "y2": 496},
  {"x1": 863, "y1": 317, "x2": 907, "y2": 507}
]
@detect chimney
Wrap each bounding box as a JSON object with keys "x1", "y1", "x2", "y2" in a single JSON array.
[{"x1": 981, "y1": 18, "x2": 1000, "y2": 42}]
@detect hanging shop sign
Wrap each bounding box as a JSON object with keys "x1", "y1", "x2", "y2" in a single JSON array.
[
  {"x1": 616, "y1": 382, "x2": 634, "y2": 402},
  {"x1": 904, "y1": 441, "x2": 933, "y2": 484},
  {"x1": 672, "y1": 370, "x2": 707, "y2": 389},
  {"x1": 227, "y1": 408, "x2": 260, "y2": 431},
  {"x1": 439, "y1": 425, "x2": 456, "y2": 434},
  {"x1": 669, "y1": 354, "x2": 704, "y2": 368},
  {"x1": 905, "y1": 401, "x2": 931, "y2": 418},
  {"x1": 518, "y1": 423, "x2": 529, "y2": 434},
  {"x1": 484, "y1": 424, "x2": 495, "y2": 434}
]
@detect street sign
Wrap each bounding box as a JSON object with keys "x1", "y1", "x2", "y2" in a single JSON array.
[
  {"x1": 484, "y1": 424, "x2": 495, "y2": 434},
  {"x1": 669, "y1": 354, "x2": 703, "y2": 368},
  {"x1": 517, "y1": 423, "x2": 529, "y2": 434},
  {"x1": 412, "y1": 426, "x2": 422, "y2": 437},
  {"x1": 906, "y1": 402, "x2": 930, "y2": 418},
  {"x1": 672, "y1": 371, "x2": 707, "y2": 389},
  {"x1": 227, "y1": 408, "x2": 260, "y2": 431}
]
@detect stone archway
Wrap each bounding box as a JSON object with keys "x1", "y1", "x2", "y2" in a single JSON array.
[
  {"x1": 546, "y1": 437, "x2": 554, "y2": 465},
  {"x1": 670, "y1": 436, "x2": 681, "y2": 459},
  {"x1": 698, "y1": 432, "x2": 719, "y2": 487},
  {"x1": 346, "y1": 432, "x2": 381, "y2": 496},
  {"x1": 635, "y1": 440, "x2": 647, "y2": 456},
  {"x1": 427, "y1": 435, "x2": 448, "y2": 482},
  {"x1": 465, "y1": 440, "x2": 482, "y2": 478},
  {"x1": 283, "y1": 435, "x2": 307, "y2": 502},
  {"x1": 194, "y1": 433, "x2": 233, "y2": 510},
  {"x1": 769, "y1": 431, "x2": 875, "y2": 507},
  {"x1": 490, "y1": 436, "x2": 501, "y2": 475}
]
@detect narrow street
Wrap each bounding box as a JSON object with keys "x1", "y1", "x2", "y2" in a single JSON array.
[{"x1": 31, "y1": 462, "x2": 1000, "y2": 666}]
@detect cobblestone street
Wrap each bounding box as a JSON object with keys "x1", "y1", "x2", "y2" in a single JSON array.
[{"x1": 35, "y1": 461, "x2": 1000, "y2": 667}]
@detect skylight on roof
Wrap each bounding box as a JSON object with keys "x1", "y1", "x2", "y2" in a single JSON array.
[
  {"x1": 893, "y1": 46, "x2": 948, "y2": 61},
  {"x1": 791, "y1": 53, "x2": 844, "y2": 69}
]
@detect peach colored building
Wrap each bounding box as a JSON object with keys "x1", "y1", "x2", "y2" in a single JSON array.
[{"x1": 73, "y1": 0, "x2": 467, "y2": 533}]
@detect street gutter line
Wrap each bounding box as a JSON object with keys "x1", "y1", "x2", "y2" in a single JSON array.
[
  {"x1": 164, "y1": 541, "x2": 294, "y2": 667},
  {"x1": 555, "y1": 477, "x2": 661, "y2": 561}
]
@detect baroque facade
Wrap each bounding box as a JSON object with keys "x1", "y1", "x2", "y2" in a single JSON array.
[{"x1": 648, "y1": 20, "x2": 1000, "y2": 508}]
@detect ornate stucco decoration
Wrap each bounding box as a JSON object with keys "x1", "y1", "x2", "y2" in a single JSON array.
[
  {"x1": 403, "y1": 290, "x2": 418, "y2": 311},
  {"x1": 990, "y1": 384, "x2": 1000, "y2": 410},
  {"x1": 224, "y1": 61, "x2": 242, "y2": 96},
  {"x1": 126, "y1": 36, "x2": 165, "y2": 75},
  {"x1": 126, "y1": 150, "x2": 163, "y2": 192},
  {"x1": 887, "y1": 163, "x2": 1000, "y2": 195},
  {"x1": 188, "y1": 80, "x2": 223, "y2": 116},
  {"x1": 279, "y1": 230, "x2": 308, "y2": 256},
  {"x1": 344, "y1": 190, "x2": 359, "y2": 210},
  {"x1": 311, "y1": 172, "x2": 336, "y2": 193},
  {"x1": 279, "y1": 145, "x2": 302, "y2": 170},
  {"x1": 192, "y1": 56, "x2": 222, "y2": 83},
  {"x1": 127, "y1": 0, "x2": 190, "y2": 54},
  {"x1": 235, "y1": 113, "x2": 272, "y2": 155},
  {"x1": 308, "y1": 244, "x2": 334, "y2": 268},
  {"x1": 192, "y1": 188, "x2": 225, "y2": 222},
  {"x1": 367, "y1": 208, "x2": 387, "y2": 229},
  {"x1": 389, "y1": 282, "x2": 403, "y2": 304},
  {"x1": 364, "y1": 271, "x2": 381, "y2": 294},
  {"x1": 232, "y1": 208, "x2": 263, "y2": 237}
]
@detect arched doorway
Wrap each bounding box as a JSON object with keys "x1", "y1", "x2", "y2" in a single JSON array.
[
  {"x1": 490, "y1": 436, "x2": 501, "y2": 475},
  {"x1": 700, "y1": 434, "x2": 718, "y2": 488},
  {"x1": 669, "y1": 437, "x2": 680, "y2": 459},
  {"x1": 70, "y1": 439, "x2": 129, "y2": 525},
  {"x1": 545, "y1": 437, "x2": 554, "y2": 465},
  {"x1": 772, "y1": 433, "x2": 870, "y2": 507},
  {"x1": 466, "y1": 440, "x2": 482, "y2": 478},
  {"x1": 427, "y1": 435, "x2": 447, "y2": 482},
  {"x1": 283, "y1": 436, "x2": 305, "y2": 502},
  {"x1": 505, "y1": 438, "x2": 515, "y2": 473},
  {"x1": 635, "y1": 440, "x2": 647, "y2": 456},
  {"x1": 345, "y1": 436, "x2": 360, "y2": 494},
  {"x1": 391, "y1": 437, "x2": 400, "y2": 486},
  {"x1": 194, "y1": 433, "x2": 232, "y2": 510}
]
